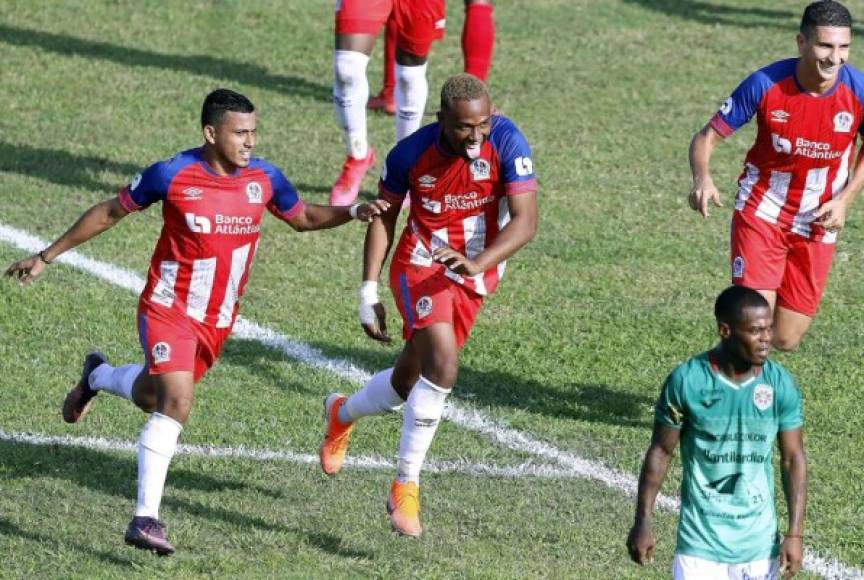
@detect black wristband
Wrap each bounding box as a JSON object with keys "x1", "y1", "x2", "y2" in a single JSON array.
[{"x1": 38, "y1": 250, "x2": 53, "y2": 264}]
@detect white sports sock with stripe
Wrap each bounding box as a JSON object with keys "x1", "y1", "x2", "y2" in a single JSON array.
[
  {"x1": 340, "y1": 368, "x2": 405, "y2": 423},
  {"x1": 333, "y1": 50, "x2": 370, "y2": 159},
  {"x1": 135, "y1": 412, "x2": 183, "y2": 519},
  {"x1": 396, "y1": 375, "x2": 450, "y2": 484}
]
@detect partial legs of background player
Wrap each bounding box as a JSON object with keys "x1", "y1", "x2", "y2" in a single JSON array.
[
  {"x1": 369, "y1": 0, "x2": 495, "y2": 116},
  {"x1": 750, "y1": 290, "x2": 813, "y2": 352},
  {"x1": 331, "y1": 32, "x2": 378, "y2": 206},
  {"x1": 65, "y1": 360, "x2": 196, "y2": 555},
  {"x1": 321, "y1": 323, "x2": 457, "y2": 537}
]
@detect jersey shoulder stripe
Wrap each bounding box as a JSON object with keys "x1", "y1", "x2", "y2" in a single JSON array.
[
  {"x1": 121, "y1": 148, "x2": 203, "y2": 211},
  {"x1": 711, "y1": 58, "x2": 797, "y2": 136},
  {"x1": 380, "y1": 123, "x2": 439, "y2": 197}
]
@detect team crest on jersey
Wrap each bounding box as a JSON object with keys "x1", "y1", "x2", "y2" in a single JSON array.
[
  {"x1": 732, "y1": 256, "x2": 744, "y2": 278},
  {"x1": 130, "y1": 173, "x2": 143, "y2": 191},
  {"x1": 770, "y1": 110, "x2": 790, "y2": 123},
  {"x1": 245, "y1": 182, "x2": 263, "y2": 204},
  {"x1": 753, "y1": 384, "x2": 773, "y2": 411},
  {"x1": 152, "y1": 342, "x2": 171, "y2": 364},
  {"x1": 416, "y1": 296, "x2": 433, "y2": 319},
  {"x1": 420, "y1": 197, "x2": 442, "y2": 214},
  {"x1": 183, "y1": 187, "x2": 203, "y2": 200},
  {"x1": 834, "y1": 111, "x2": 854, "y2": 133},
  {"x1": 418, "y1": 175, "x2": 437, "y2": 189},
  {"x1": 470, "y1": 158, "x2": 491, "y2": 181}
]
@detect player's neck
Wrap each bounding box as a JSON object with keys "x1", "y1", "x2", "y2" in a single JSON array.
[
  {"x1": 795, "y1": 60, "x2": 838, "y2": 96},
  {"x1": 201, "y1": 147, "x2": 239, "y2": 176},
  {"x1": 712, "y1": 345, "x2": 756, "y2": 382}
]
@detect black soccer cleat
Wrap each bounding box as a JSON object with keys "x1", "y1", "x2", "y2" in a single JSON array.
[
  {"x1": 61, "y1": 352, "x2": 106, "y2": 423},
  {"x1": 124, "y1": 516, "x2": 175, "y2": 556}
]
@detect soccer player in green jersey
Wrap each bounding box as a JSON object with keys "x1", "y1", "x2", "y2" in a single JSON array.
[{"x1": 627, "y1": 286, "x2": 807, "y2": 579}]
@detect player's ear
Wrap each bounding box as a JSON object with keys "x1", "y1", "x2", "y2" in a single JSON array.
[
  {"x1": 717, "y1": 321, "x2": 732, "y2": 340},
  {"x1": 203, "y1": 124, "x2": 217, "y2": 145},
  {"x1": 796, "y1": 32, "x2": 807, "y2": 53}
]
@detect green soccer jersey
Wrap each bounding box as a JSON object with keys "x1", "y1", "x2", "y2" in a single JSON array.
[{"x1": 655, "y1": 350, "x2": 803, "y2": 563}]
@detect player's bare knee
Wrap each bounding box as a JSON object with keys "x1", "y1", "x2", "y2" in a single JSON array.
[{"x1": 422, "y1": 356, "x2": 459, "y2": 389}]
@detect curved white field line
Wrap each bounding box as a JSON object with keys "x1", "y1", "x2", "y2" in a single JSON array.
[{"x1": 1, "y1": 223, "x2": 860, "y2": 579}]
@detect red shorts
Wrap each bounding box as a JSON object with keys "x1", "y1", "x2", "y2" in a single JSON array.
[
  {"x1": 335, "y1": 0, "x2": 445, "y2": 57},
  {"x1": 137, "y1": 303, "x2": 232, "y2": 383},
  {"x1": 390, "y1": 265, "x2": 484, "y2": 349},
  {"x1": 730, "y1": 211, "x2": 835, "y2": 317}
]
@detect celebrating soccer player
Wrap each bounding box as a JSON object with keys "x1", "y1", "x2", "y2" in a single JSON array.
[
  {"x1": 688, "y1": 0, "x2": 864, "y2": 351},
  {"x1": 627, "y1": 286, "x2": 807, "y2": 579},
  {"x1": 318, "y1": 73, "x2": 537, "y2": 537},
  {"x1": 4, "y1": 88, "x2": 388, "y2": 555},
  {"x1": 330, "y1": 0, "x2": 445, "y2": 206}
]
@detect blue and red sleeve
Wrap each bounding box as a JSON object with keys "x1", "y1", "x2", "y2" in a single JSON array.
[
  {"x1": 709, "y1": 59, "x2": 794, "y2": 137},
  {"x1": 257, "y1": 161, "x2": 305, "y2": 222},
  {"x1": 488, "y1": 116, "x2": 537, "y2": 196},
  {"x1": 379, "y1": 124, "x2": 438, "y2": 203},
  {"x1": 117, "y1": 160, "x2": 172, "y2": 212},
  {"x1": 838, "y1": 64, "x2": 864, "y2": 137}
]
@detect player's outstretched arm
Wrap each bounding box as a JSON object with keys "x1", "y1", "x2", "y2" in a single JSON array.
[
  {"x1": 778, "y1": 428, "x2": 806, "y2": 579},
  {"x1": 688, "y1": 123, "x2": 725, "y2": 218},
  {"x1": 4, "y1": 197, "x2": 129, "y2": 286},
  {"x1": 813, "y1": 143, "x2": 864, "y2": 233},
  {"x1": 627, "y1": 423, "x2": 679, "y2": 567},
  {"x1": 432, "y1": 191, "x2": 537, "y2": 277},
  {"x1": 359, "y1": 200, "x2": 401, "y2": 342},
  {"x1": 283, "y1": 200, "x2": 390, "y2": 232}
]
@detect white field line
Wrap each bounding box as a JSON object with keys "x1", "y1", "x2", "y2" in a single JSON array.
[
  {"x1": 0, "y1": 429, "x2": 584, "y2": 479},
  {"x1": 1, "y1": 223, "x2": 860, "y2": 579}
]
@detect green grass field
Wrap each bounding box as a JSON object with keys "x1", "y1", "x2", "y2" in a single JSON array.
[{"x1": 1, "y1": 0, "x2": 863, "y2": 577}]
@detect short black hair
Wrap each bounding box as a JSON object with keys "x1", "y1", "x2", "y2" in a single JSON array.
[
  {"x1": 714, "y1": 286, "x2": 770, "y2": 326},
  {"x1": 800, "y1": 1, "x2": 852, "y2": 38},
  {"x1": 201, "y1": 88, "x2": 255, "y2": 128}
]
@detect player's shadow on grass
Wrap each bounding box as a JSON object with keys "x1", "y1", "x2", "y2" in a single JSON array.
[
  {"x1": 0, "y1": 440, "x2": 375, "y2": 560},
  {"x1": 624, "y1": 0, "x2": 864, "y2": 37},
  {"x1": 281, "y1": 342, "x2": 654, "y2": 429},
  {"x1": 0, "y1": 23, "x2": 330, "y2": 103},
  {"x1": 0, "y1": 517, "x2": 134, "y2": 567},
  {"x1": 0, "y1": 141, "x2": 140, "y2": 193}
]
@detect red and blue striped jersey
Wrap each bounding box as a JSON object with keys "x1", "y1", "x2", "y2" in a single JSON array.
[
  {"x1": 118, "y1": 147, "x2": 304, "y2": 327},
  {"x1": 710, "y1": 58, "x2": 864, "y2": 242},
  {"x1": 379, "y1": 115, "x2": 537, "y2": 296}
]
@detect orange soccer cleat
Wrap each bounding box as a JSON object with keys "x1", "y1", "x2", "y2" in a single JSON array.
[
  {"x1": 387, "y1": 479, "x2": 422, "y2": 537},
  {"x1": 329, "y1": 148, "x2": 376, "y2": 206},
  {"x1": 319, "y1": 394, "x2": 354, "y2": 476}
]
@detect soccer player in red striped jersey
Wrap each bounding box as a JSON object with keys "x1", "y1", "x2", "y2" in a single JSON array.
[
  {"x1": 319, "y1": 74, "x2": 537, "y2": 537},
  {"x1": 689, "y1": 0, "x2": 864, "y2": 351},
  {"x1": 4, "y1": 88, "x2": 388, "y2": 555}
]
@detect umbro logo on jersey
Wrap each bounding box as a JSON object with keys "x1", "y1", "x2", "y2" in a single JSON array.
[
  {"x1": 434, "y1": 18, "x2": 446, "y2": 30},
  {"x1": 770, "y1": 110, "x2": 790, "y2": 123},
  {"x1": 183, "y1": 187, "x2": 203, "y2": 200},
  {"x1": 834, "y1": 111, "x2": 854, "y2": 133},
  {"x1": 418, "y1": 175, "x2": 437, "y2": 189}
]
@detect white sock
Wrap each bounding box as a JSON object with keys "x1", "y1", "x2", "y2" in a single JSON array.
[
  {"x1": 89, "y1": 363, "x2": 140, "y2": 401},
  {"x1": 135, "y1": 412, "x2": 183, "y2": 519},
  {"x1": 333, "y1": 50, "x2": 370, "y2": 159},
  {"x1": 396, "y1": 375, "x2": 450, "y2": 484},
  {"x1": 340, "y1": 368, "x2": 405, "y2": 423},
  {"x1": 395, "y1": 62, "x2": 429, "y2": 140}
]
